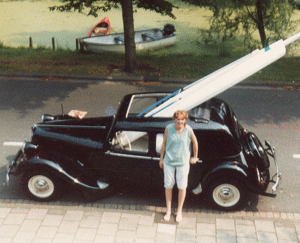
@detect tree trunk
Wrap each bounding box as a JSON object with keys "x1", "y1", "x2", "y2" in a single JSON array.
[
  {"x1": 121, "y1": 0, "x2": 137, "y2": 73},
  {"x1": 256, "y1": 0, "x2": 267, "y2": 47}
]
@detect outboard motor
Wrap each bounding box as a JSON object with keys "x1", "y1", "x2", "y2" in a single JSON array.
[{"x1": 163, "y1": 24, "x2": 175, "y2": 37}]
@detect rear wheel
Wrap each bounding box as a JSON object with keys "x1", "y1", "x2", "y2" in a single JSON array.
[
  {"x1": 206, "y1": 178, "x2": 247, "y2": 211},
  {"x1": 22, "y1": 170, "x2": 62, "y2": 201}
]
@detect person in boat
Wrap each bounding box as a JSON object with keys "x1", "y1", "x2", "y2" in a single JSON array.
[
  {"x1": 162, "y1": 24, "x2": 176, "y2": 37},
  {"x1": 159, "y1": 110, "x2": 198, "y2": 222},
  {"x1": 92, "y1": 22, "x2": 109, "y2": 36}
]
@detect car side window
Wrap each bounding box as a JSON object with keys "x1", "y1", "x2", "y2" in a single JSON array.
[
  {"x1": 111, "y1": 131, "x2": 149, "y2": 153},
  {"x1": 156, "y1": 133, "x2": 164, "y2": 155}
]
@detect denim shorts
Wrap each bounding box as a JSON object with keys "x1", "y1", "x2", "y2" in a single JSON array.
[{"x1": 163, "y1": 162, "x2": 190, "y2": 190}]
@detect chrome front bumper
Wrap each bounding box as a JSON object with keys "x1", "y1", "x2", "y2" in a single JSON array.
[
  {"x1": 6, "y1": 149, "x2": 22, "y2": 185},
  {"x1": 265, "y1": 140, "x2": 281, "y2": 192}
]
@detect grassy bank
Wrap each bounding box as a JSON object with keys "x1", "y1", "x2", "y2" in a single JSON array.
[{"x1": 0, "y1": 45, "x2": 299, "y2": 82}]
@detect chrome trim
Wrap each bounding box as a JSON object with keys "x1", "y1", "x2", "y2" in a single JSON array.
[
  {"x1": 265, "y1": 140, "x2": 281, "y2": 192},
  {"x1": 105, "y1": 151, "x2": 152, "y2": 160},
  {"x1": 36, "y1": 124, "x2": 106, "y2": 129},
  {"x1": 6, "y1": 168, "x2": 10, "y2": 185}
]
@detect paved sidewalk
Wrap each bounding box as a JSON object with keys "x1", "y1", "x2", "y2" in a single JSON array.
[{"x1": 0, "y1": 201, "x2": 299, "y2": 243}]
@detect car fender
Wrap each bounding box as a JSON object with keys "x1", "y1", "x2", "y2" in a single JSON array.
[
  {"x1": 16, "y1": 154, "x2": 108, "y2": 191},
  {"x1": 201, "y1": 162, "x2": 251, "y2": 192}
]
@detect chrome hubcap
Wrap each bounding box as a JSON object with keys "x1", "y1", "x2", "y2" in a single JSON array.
[
  {"x1": 213, "y1": 183, "x2": 240, "y2": 207},
  {"x1": 28, "y1": 175, "x2": 54, "y2": 198}
]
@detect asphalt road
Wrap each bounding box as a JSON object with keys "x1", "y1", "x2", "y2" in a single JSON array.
[{"x1": 1, "y1": 76, "x2": 300, "y2": 213}]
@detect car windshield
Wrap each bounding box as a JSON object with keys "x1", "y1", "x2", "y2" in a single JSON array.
[{"x1": 126, "y1": 93, "x2": 171, "y2": 118}]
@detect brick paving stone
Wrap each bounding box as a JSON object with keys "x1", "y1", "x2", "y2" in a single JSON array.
[
  {"x1": 256, "y1": 231, "x2": 277, "y2": 242},
  {"x1": 19, "y1": 219, "x2": 42, "y2": 232},
  {"x1": 3, "y1": 213, "x2": 26, "y2": 225},
  {"x1": 94, "y1": 234, "x2": 115, "y2": 243},
  {"x1": 275, "y1": 227, "x2": 298, "y2": 241},
  {"x1": 12, "y1": 231, "x2": 36, "y2": 243},
  {"x1": 42, "y1": 214, "x2": 64, "y2": 226},
  {"x1": 0, "y1": 225, "x2": 19, "y2": 238},
  {"x1": 197, "y1": 217, "x2": 216, "y2": 224},
  {"x1": 156, "y1": 232, "x2": 176, "y2": 243},
  {"x1": 119, "y1": 216, "x2": 139, "y2": 230},
  {"x1": 74, "y1": 227, "x2": 97, "y2": 241},
  {"x1": 35, "y1": 225, "x2": 58, "y2": 239},
  {"x1": 63, "y1": 210, "x2": 84, "y2": 221},
  {"x1": 135, "y1": 239, "x2": 155, "y2": 243},
  {"x1": 136, "y1": 225, "x2": 157, "y2": 239},
  {"x1": 157, "y1": 223, "x2": 176, "y2": 234},
  {"x1": 259, "y1": 211, "x2": 267, "y2": 218},
  {"x1": 122, "y1": 213, "x2": 140, "y2": 219},
  {"x1": 52, "y1": 232, "x2": 75, "y2": 243},
  {"x1": 11, "y1": 207, "x2": 30, "y2": 214},
  {"x1": 196, "y1": 235, "x2": 216, "y2": 243},
  {"x1": 274, "y1": 212, "x2": 281, "y2": 219},
  {"x1": 255, "y1": 220, "x2": 275, "y2": 232},
  {"x1": 115, "y1": 230, "x2": 136, "y2": 243},
  {"x1": 79, "y1": 215, "x2": 101, "y2": 228},
  {"x1": 139, "y1": 213, "x2": 155, "y2": 225},
  {"x1": 236, "y1": 237, "x2": 258, "y2": 243},
  {"x1": 287, "y1": 213, "x2": 295, "y2": 220},
  {"x1": 235, "y1": 219, "x2": 254, "y2": 226},
  {"x1": 101, "y1": 211, "x2": 121, "y2": 223},
  {"x1": 197, "y1": 223, "x2": 215, "y2": 236},
  {"x1": 294, "y1": 213, "x2": 300, "y2": 220},
  {"x1": 32, "y1": 238, "x2": 53, "y2": 243},
  {"x1": 294, "y1": 223, "x2": 300, "y2": 234},
  {"x1": 266, "y1": 212, "x2": 274, "y2": 218},
  {"x1": 216, "y1": 230, "x2": 237, "y2": 243},
  {"x1": 47, "y1": 209, "x2": 66, "y2": 215},
  {"x1": 97, "y1": 223, "x2": 118, "y2": 235},
  {"x1": 236, "y1": 224, "x2": 256, "y2": 238},
  {"x1": 178, "y1": 216, "x2": 196, "y2": 229},
  {"x1": 26, "y1": 208, "x2": 48, "y2": 220},
  {"x1": 176, "y1": 228, "x2": 196, "y2": 241},
  {"x1": 216, "y1": 218, "x2": 235, "y2": 231},
  {"x1": 280, "y1": 212, "x2": 288, "y2": 219},
  {"x1": 57, "y1": 220, "x2": 80, "y2": 234},
  {"x1": 0, "y1": 208, "x2": 12, "y2": 218}
]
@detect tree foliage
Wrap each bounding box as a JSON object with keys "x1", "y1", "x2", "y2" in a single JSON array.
[
  {"x1": 49, "y1": 0, "x2": 177, "y2": 18},
  {"x1": 182, "y1": 0, "x2": 300, "y2": 49}
]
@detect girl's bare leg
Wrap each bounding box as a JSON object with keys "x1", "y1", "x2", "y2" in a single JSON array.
[
  {"x1": 176, "y1": 189, "x2": 186, "y2": 222},
  {"x1": 164, "y1": 188, "x2": 172, "y2": 221}
]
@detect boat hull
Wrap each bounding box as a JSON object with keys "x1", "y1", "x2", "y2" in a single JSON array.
[{"x1": 80, "y1": 28, "x2": 176, "y2": 53}]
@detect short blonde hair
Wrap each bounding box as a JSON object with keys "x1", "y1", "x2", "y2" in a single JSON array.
[{"x1": 173, "y1": 110, "x2": 188, "y2": 120}]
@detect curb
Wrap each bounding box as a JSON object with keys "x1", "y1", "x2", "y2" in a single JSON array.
[
  {"x1": 0, "y1": 71, "x2": 299, "y2": 87},
  {"x1": 0, "y1": 200, "x2": 299, "y2": 221}
]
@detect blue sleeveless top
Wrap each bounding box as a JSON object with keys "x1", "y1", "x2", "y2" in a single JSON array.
[{"x1": 164, "y1": 123, "x2": 192, "y2": 167}]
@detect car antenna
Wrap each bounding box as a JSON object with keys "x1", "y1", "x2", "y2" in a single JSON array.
[{"x1": 61, "y1": 104, "x2": 64, "y2": 115}]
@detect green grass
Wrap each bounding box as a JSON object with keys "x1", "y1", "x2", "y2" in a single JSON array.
[{"x1": 0, "y1": 44, "x2": 299, "y2": 82}]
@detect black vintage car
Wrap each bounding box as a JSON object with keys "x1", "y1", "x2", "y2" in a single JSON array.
[{"x1": 6, "y1": 92, "x2": 280, "y2": 210}]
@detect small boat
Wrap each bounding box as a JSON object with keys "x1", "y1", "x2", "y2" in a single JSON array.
[
  {"x1": 87, "y1": 16, "x2": 111, "y2": 37},
  {"x1": 80, "y1": 24, "x2": 176, "y2": 53}
]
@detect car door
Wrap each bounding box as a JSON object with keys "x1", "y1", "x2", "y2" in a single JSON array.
[{"x1": 99, "y1": 130, "x2": 153, "y2": 187}]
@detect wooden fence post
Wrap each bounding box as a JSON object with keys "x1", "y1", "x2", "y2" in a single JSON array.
[
  {"x1": 76, "y1": 38, "x2": 79, "y2": 51},
  {"x1": 52, "y1": 37, "x2": 55, "y2": 51},
  {"x1": 29, "y1": 37, "x2": 33, "y2": 48}
]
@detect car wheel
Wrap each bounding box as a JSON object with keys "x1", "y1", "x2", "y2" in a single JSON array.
[
  {"x1": 22, "y1": 170, "x2": 62, "y2": 201},
  {"x1": 206, "y1": 178, "x2": 247, "y2": 211}
]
